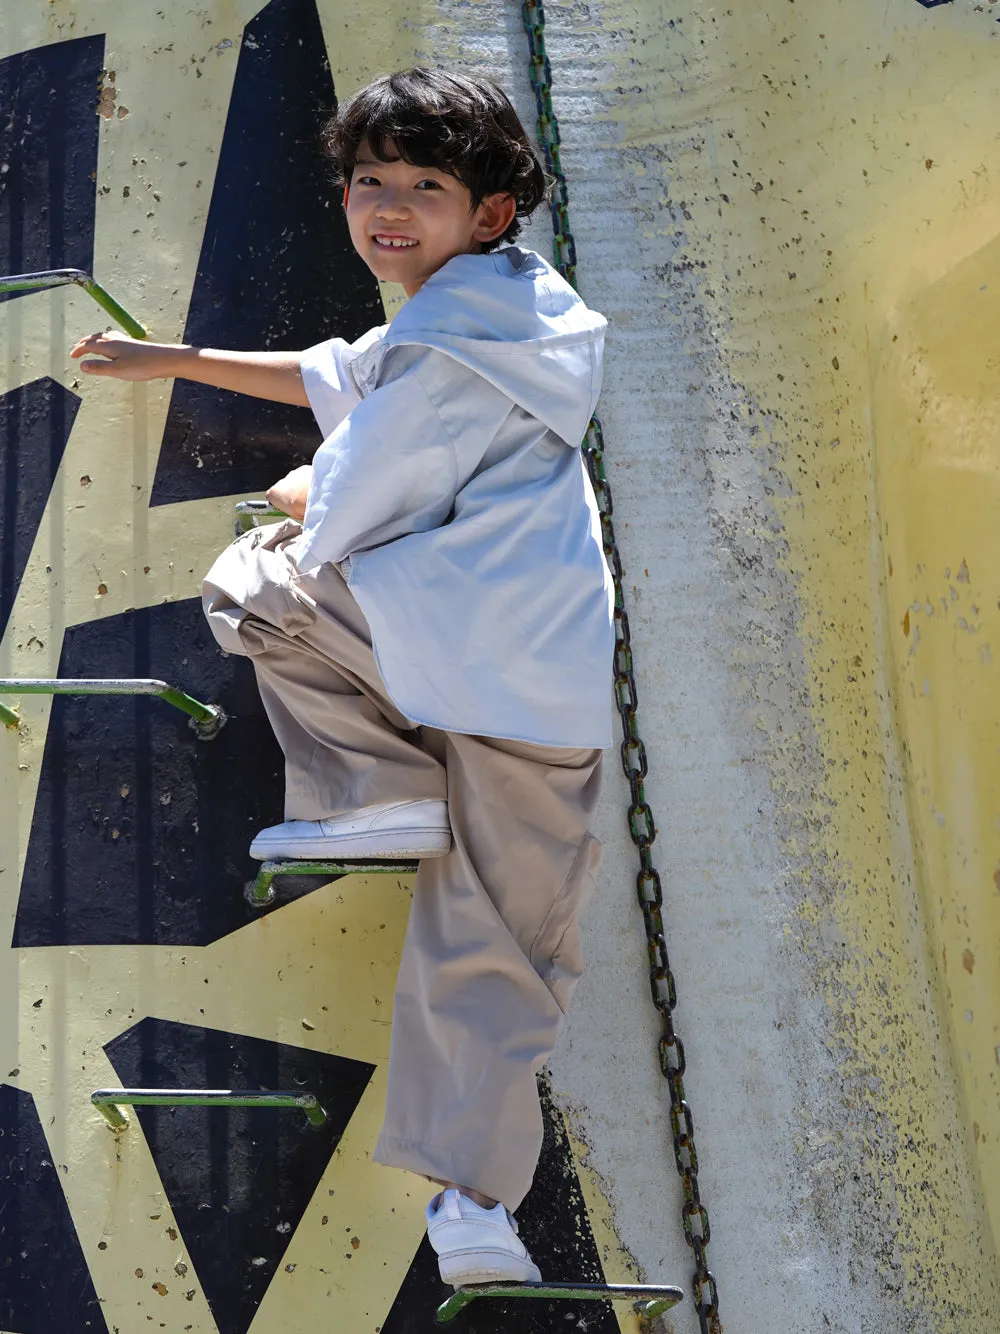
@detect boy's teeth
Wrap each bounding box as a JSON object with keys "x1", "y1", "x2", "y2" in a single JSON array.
[{"x1": 376, "y1": 236, "x2": 416, "y2": 248}]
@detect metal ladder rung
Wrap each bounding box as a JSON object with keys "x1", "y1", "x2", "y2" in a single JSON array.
[
  {"x1": 247, "y1": 859, "x2": 419, "y2": 908},
  {"x1": 0, "y1": 268, "x2": 146, "y2": 339},
  {"x1": 91, "y1": 1088, "x2": 327, "y2": 1131},
  {"x1": 234, "y1": 500, "x2": 287, "y2": 535},
  {"x1": 0, "y1": 679, "x2": 225, "y2": 739},
  {"x1": 435, "y1": 1280, "x2": 685, "y2": 1322}
]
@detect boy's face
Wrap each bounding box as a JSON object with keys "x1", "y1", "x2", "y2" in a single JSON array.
[{"x1": 345, "y1": 139, "x2": 515, "y2": 298}]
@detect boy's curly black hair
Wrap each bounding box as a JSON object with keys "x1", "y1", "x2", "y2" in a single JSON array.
[{"x1": 320, "y1": 68, "x2": 547, "y2": 251}]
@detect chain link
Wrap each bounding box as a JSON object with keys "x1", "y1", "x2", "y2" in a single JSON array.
[{"x1": 521, "y1": 4, "x2": 721, "y2": 1329}]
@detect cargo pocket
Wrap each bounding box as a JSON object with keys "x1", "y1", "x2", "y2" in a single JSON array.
[
  {"x1": 202, "y1": 519, "x2": 314, "y2": 655},
  {"x1": 529, "y1": 833, "x2": 602, "y2": 1014}
]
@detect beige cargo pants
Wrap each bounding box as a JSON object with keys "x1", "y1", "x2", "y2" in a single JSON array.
[{"x1": 203, "y1": 521, "x2": 603, "y2": 1209}]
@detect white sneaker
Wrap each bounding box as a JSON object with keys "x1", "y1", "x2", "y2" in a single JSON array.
[
  {"x1": 248, "y1": 799, "x2": 451, "y2": 860},
  {"x1": 425, "y1": 1189, "x2": 542, "y2": 1288}
]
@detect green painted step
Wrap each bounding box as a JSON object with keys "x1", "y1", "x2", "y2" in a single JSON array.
[
  {"x1": 435, "y1": 1280, "x2": 684, "y2": 1322},
  {"x1": 246, "y1": 859, "x2": 419, "y2": 908},
  {"x1": 91, "y1": 1088, "x2": 327, "y2": 1131}
]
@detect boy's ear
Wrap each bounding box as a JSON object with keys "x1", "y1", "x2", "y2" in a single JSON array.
[
  {"x1": 342, "y1": 184, "x2": 350, "y2": 208},
  {"x1": 473, "y1": 192, "x2": 517, "y2": 245}
]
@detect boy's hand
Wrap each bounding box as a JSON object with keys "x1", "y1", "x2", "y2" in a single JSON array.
[
  {"x1": 266, "y1": 465, "x2": 312, "y2": 523},
  {"x1": 70, "y1": 331, "x2": 182, "y2": 381}
]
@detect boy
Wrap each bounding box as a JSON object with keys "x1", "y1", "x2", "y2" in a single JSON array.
[{"x1": 71, "y1": 68, "x2": 613, "y2": 1287}]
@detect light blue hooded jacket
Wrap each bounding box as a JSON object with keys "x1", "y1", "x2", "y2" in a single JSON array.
[{"x1": 293, "y1": 246, "x2": 614, "y2": 748}]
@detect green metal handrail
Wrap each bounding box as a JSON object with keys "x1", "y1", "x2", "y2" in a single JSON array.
[
  {"x1": 0, "y1": 268, "x2": 146, "y2": 339},
  {"x1": 91, "y1": 1088, "x2": 327, "y2": 1131},
  {"x1": 0, "y1": 679, "x2": 225, "y2": 739}
]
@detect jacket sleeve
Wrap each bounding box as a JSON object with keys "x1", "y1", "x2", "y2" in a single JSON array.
[
  {"x1": 299, "y1": 338, "x2": 360, "y2": 437},
  {"x1": 294, "y1": 346, "x2": 461, "y2": 572}
]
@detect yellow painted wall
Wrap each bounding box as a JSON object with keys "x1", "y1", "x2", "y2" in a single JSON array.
[{"x1": 875, "y1": 233, "x2": 1000, "y2": 1219}]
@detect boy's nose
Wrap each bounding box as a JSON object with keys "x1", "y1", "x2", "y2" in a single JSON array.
[{"x1": 374, "y1": 190, "x2": 409, "y2": 219}]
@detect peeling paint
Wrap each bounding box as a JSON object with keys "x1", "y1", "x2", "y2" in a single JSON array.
[{"x1": 96, "y1": 69, "x2": 116, "y2": 120}]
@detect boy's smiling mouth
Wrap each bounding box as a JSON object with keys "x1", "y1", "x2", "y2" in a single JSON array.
[{"x1": 373, "y1": 234, "x2": 418, "y2": 249}]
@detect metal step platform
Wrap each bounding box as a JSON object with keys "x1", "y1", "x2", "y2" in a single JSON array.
[
  {"x1": 246, "y1": 859, "x2": 419, "y2": 908},
  {"x1": 435, "y1": 1279, "x2": 684, "y2": 1323},
  {"x1": 91, "y1": 1088, "x2": 327, "y2": 1131}
]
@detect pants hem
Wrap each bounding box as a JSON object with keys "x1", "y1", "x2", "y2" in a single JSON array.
[{"x1": 373, "y1": 1134, "x2": 531, "y2": 1212}]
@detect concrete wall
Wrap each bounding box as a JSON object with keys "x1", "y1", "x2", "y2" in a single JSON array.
[
  {"x1": 2, "y1": 1, "x2": 998, "y2": 1332},
  {"x1": 530, "y1": 1, "x2": 1000, "y2": 1329}
]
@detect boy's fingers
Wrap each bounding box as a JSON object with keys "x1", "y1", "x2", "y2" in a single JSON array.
[
  {"x1": 78, "y1": 358, "x2": 113, "y2": 374},
  {"x1": 70, "y1": 335, "x2": 110, "y2": 358},
  {"x1": 71, "y1": 330, "x2": 123, "y2": 347}
]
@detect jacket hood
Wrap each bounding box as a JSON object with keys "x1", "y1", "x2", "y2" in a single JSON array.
[{"x1": 347, "y1": 247, "x2": 607, "y2": 448}]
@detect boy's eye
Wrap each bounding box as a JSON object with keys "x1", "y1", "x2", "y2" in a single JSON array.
[
  {"x1": 415, "y1": 179, "x2": 443, "y2": 190},
  {"x1": 356, "y1": 174, "x2": 379, "y2": 187}
]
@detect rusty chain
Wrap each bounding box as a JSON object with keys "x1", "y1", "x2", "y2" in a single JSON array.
[{"x1": 520, "y1": 4, "x2": 721, "y2": 1328}]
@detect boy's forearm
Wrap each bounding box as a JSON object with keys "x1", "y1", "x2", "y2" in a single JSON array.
[
  {"x1": 166, "y1": 346, "x2": 309, "y2": 406},
  {"x1": 71, "y1": 331, "x2": 312, "y2": 405}
]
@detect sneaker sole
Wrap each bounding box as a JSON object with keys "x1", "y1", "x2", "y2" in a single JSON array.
[
  {"x1": 249, "y1": 827, "x2": 452, "y2": 861},
  {"x1": 438, "y1": 1252, "x2": 542, "y2": 1288}
]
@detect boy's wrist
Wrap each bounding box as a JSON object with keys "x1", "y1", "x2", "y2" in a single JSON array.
[
  {"x1": 164, "y1": 343, "x2": 202, "y2": 378},
  {"x1": 122, "y1": 340, "x2": 200, "y2": 380}
]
